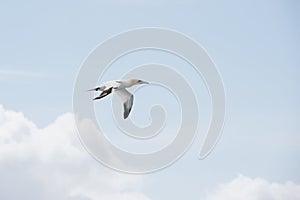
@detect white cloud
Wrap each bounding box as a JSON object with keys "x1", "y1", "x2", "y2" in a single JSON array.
[
  {"x1": 206, "y1": 175, "x2": 300, "y2": 200},
  {"x1": 0, "y1": 105, "x2": 150, "y2": 200},
  {"x1": 0, "y1": 68, "x2": 49, "y2": 80},
  {"x1": 2, "y1": 104, "x2": 299, "y2": 200}
]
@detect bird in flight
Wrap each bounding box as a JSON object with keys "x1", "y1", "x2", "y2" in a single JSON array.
[{"x1": 88, "y1": 79, "x2": 149, "y2": 119}]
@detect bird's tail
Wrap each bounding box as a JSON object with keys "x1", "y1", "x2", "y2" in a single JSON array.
[{"x1": 87, "y1": 86, "x2": 105, "y2": 92}]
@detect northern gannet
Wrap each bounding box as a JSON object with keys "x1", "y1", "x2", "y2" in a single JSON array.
[{"x1": 88, "y1": 79, "x2": 149, "y2": 119}]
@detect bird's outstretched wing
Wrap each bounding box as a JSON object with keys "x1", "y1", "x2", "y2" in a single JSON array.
[
  {"x1": 115, "y1": 89, "x2": 134, "y2": 119},
  {"x1": 93, "y1": 87, "x2": 113, "y2": 100}
]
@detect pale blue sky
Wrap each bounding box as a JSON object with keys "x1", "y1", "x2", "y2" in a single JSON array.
[{"x1": 0, "y1": 0, "x2": 299, "y2": 199}]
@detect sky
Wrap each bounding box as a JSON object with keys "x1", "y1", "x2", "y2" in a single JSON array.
[{"x1": 0, "y1": 0, "x2": 300, "y2": 199}]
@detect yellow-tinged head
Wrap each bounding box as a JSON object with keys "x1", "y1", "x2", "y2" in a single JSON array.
[{"x1": 129, "y1": 79, "x2": 149, "y2": 85}]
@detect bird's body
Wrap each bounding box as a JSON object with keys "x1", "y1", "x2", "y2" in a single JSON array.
[{"x1": 88, "y1": 79, "x2": 148, "y2": 119}]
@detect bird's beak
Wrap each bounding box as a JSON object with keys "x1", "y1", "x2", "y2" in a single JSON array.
[{"x1": 140, "y1": 81, "x2": 149, "y2": 84}]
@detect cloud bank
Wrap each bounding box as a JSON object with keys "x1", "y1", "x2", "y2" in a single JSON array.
[
  {"x1": 1, "y1": 104, "x2": 299, "y2": 200},
  {"x1": 206, "y1": 175, "x2": 300, "y2": 200},
  {"x1": 0, "y1": 105, "x2": 150, "y2": 200}
]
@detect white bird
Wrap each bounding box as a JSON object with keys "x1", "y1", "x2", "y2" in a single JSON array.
[{"x1": 88, "y1": 79, "x2": 149, "y2": 119}]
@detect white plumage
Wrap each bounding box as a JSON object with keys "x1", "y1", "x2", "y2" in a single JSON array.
[{"x1": 88, "y1": 79, "x2": 149, "y2": 119}]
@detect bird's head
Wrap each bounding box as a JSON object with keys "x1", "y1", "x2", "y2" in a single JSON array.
[{"x1": 130, "y1": 79, "x2": 149, "y2": 85}]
